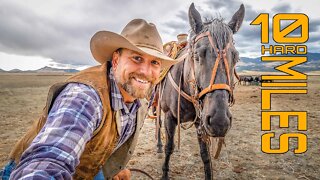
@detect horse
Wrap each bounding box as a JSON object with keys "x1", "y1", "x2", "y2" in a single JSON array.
[
  {"x1": 155, "y1": 3, "x2": 245, "y2": 180},
  {"x1": 239, "y1": 75, "x2": 246, "y2": 85},
  {"x1": 239, "y1": 75, "x2": 254, "y2": 85},
  {"x1": 254, "y1": 76, "x2": 273, "y2": 84}
]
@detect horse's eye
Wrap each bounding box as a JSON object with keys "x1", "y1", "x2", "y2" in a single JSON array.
[
  {"x1": 193, "y1": 53, "x2": 199, "y2": 61},
  {"x1": 199, "y1": 49, "x2": 206, "y2": 58},
  {"x1": 193, "y1": 47, "x2": 206, "y2": 62}
]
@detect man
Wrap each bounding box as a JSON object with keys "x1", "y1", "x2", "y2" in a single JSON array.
[{"x1": 0, "y1": 19, "x2": 175, "y2": 179}]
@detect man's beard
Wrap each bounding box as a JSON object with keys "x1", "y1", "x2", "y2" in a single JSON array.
[{"x1": 115, "y1": 72, "x2": 155, "y2": 99}]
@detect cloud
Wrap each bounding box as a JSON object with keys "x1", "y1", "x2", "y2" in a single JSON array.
[
  {"x1": 0, "y1": 0, "x2": 186, "y2": 66},
  {"x1": 271, "y1": 3, "x2": 293, "y2": 13},
  {"x1": 0, "y1": 1, "x2": 96, "y2": 66},
  {"x1": 309, "y1": 19, "x2": 320, "y2": 34},
  {"x1": 162, "y1": 20, "x2": 190, "y2": 38},
  {"x1": 199, "y1": 0, "x2": 265, "y2": 57},
  {"x1": 0, "y1": 0, "x2": 318, "y2": 70},
  {"x1": 205, "y1": 0, "x2": 241, "y2": 16}
]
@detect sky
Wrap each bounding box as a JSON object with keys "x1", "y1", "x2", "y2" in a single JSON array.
[{"x1": 0, "y1": 0, "x2": 319, "y2": 71}]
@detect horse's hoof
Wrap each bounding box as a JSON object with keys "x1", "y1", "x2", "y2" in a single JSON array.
[
  {"x1": 157, "y1": 153, "x2": 163, "y2": 159},
  {"x1": 161, "y1": 175, "x2": 169, "y2": 180}
]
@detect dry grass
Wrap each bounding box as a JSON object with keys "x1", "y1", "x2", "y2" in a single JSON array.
[{"x1": 0, "y1": 73, "x2": 319, "y2": 179}]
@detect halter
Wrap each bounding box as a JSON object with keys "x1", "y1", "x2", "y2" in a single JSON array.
[
  {"x1": 168, "y1": 30, "x2": 237, "y2": 110},
  {"x1": 193, "y1": 31, "x2": 234, "y2": 101},
  {"x1": 164, "y1": 30, "x2": 238, "y2": 151}
]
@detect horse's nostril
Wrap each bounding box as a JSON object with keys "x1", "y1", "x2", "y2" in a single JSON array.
[{"x1": 206, "y1": 116, "x2": 212, "y2": 125}]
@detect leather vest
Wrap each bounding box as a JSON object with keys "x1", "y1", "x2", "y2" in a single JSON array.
[{"x1": 9, "y1": 62, "x2": 149, "y2": 179}]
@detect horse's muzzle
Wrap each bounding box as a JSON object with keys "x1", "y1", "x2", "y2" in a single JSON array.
[{"x1": 203, "y1": 112, "x2": 231, "y2": 137}]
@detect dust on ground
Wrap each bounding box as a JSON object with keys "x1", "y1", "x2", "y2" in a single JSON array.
[{"x1": 0, "y1": 73, "x2": 319, "y2": 179}]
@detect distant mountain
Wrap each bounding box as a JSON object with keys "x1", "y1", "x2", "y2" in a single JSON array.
[
  {"x1": 1, "y1": 53, "x2": 318, "y2": 74},
  {"x1": 0, "y1": 66, "x2": 79, "y2": 73},
  {"x1": 236, "y1": 52, "x2": 320, "y2": 73},
  {"x1": 9, "y1": 69, "x2": 23, "y2": 73},
  {"x1": 35, "y1": 66, "x2": 79, "y2": 73}
]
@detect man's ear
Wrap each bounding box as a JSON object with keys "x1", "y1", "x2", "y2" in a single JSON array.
[{"x1": 112, "y1": 51, "x2": 120, "y2": 69}]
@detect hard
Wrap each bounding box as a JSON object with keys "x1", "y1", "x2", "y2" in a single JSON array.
[{"x1": 261, "y1": 45, "x2": 307, "y2": 55}]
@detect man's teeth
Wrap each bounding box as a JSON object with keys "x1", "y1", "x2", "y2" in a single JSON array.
[{"x1": 134, "y1": 77, "x2": 149, "y2": 84}]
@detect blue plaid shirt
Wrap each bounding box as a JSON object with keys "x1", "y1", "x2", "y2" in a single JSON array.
[
  {"x1": 109, "y1": 69, "x2": 141, "y2": 149},
  {"x1": 5, "y1": 68, "x2": 141, "y2": 179}
]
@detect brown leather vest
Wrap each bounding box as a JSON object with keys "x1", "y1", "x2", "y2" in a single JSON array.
[{"x1": 9, "y1": 62, "x2": 148, "y2": 179}]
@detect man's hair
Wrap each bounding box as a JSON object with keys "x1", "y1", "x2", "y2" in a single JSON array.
[{"x1": 116, "y1": 48, "x2": 123, "y2": 55}]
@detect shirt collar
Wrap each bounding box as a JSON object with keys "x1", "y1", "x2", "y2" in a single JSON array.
[{"x1": 108, "y1": 67, "x2": 141, "y2": 113}]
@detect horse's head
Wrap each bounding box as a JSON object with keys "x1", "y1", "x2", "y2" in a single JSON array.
[{"x1": 188, "y1": 3, "x2": 245, "y2": 137}]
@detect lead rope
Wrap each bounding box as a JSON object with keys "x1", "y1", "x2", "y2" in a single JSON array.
[
  {"x1": 155, "y1": 82, "x2": 161, "y2": 141},
  {"x1": 129, "y1": 168, "x2": 154, "y2": 180},
  {"x1": 180, "y1": 51, "x2": 201, "y2": 130},
  {"x1": 177, "y1": 70, "x2": 182, "y2": 150},
  {"x1": 155, "y1": 77, "x2": 168, "y2": 140}
]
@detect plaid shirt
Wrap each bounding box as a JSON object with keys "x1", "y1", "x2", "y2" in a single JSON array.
[
  {"x1": 7, "y1": 68, "x2": 141, "y2": 179},
  {"x1": 109, "y1": 69, "x2": 141, "y2": 149}
]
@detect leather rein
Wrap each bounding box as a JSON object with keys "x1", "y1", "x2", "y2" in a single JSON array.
[
  {"x1": 156, "y1": 30, "x2": 240, "y2": 152},
  {"x1": 168, "y1": 31, "x2": 239, "y2": 112},
  {"x1": 165, "y1": 31, "x2": 240, "y2": 150}
]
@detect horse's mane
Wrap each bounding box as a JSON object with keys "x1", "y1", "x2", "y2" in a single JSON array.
[{"x1": 193, "y1": 18, "x2": 233, "y2": 51}]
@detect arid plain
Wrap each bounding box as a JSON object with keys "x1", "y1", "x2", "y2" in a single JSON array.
[{"x1": 0, "y1": 73, "x2": 319, "y2": 179}]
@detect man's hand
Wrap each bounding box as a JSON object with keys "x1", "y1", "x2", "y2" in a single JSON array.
[{"x1": 112, "y1": 169, "x2": 131, "y2": 180}]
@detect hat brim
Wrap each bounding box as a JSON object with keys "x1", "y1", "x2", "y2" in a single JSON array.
[{"x1": 90, "y1": 31, "x2": 177, "y2": 68}]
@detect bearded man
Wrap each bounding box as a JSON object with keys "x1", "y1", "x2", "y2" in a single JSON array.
[{"x1": 1, "y1": 19, "x2": 175, "y2": 180}]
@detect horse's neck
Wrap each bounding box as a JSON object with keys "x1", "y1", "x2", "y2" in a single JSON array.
[
  {"x1": 182, "y1": 55, "x2": 197, "y2": 96},
  {"x1": 167, "y1": 46, "x2": 197, "y2": 97},
  {"x1": 173, "y1": 47, "x2": 196, "y2": 96}
]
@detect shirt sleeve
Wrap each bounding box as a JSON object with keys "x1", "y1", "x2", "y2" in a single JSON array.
[{"x1": 10, "y1": 83, "x2": 103, "y2": 180}]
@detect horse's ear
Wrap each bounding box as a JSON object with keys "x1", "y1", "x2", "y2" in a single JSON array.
[
  {"x1": 188, "y1": 3, "x2": 203, "y2": 34},
  {"x1": 228, "y1": 4, "x2": 245, "y2": 34}
]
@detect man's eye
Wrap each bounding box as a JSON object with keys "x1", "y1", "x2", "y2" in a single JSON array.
[
  {"x1": 151, "y1": 60, "x2": 160, "y2": 66},
  {"x1": 132, "y1": 56, "x2": 143, "y2": 62}
]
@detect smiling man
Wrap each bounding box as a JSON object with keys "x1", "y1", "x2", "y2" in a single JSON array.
[
  {"x1": 1, "y1": 19, "x2": 175, "y2": 180},
  {"x1": 112, "y1": 48, "x2": 160, "y2": 102}
]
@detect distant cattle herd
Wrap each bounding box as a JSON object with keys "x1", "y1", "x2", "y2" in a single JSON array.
[{"x1": 238, "y1": 75, "x2": 272, "y2": 85}]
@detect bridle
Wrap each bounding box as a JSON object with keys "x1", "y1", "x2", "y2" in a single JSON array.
[
  {"x1": 192, "y1": 31, "x2": 236, "y2": 103},
  {"x1": 164, "y1": 29, "x2": 239, "y2": 150},
  {"x1": 168, "y1": 30, "x2": 239, "y2": 113}
]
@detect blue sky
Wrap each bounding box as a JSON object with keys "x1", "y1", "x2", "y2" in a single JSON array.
[{"x1": 0, "y1": 0, "x2": 319, "y2": 70}]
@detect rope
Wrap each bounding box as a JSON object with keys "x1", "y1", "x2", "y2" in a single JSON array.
[
  {"x1": 129, "y1": 168, "x2": 154, "y2": 180},
  {"x1": 180, "y1": 115, "x2": 198, "y2": 130},
  {"x1": 155, "y1": 82, "x2": 161, "y2": 141},
  {"x1": 177, "y1": 70, "x2": 182, "y2": 150}
]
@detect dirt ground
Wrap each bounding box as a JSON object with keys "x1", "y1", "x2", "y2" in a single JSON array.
[{"x1": 0, "y1": 73, "x2": 319, "y2": 179}]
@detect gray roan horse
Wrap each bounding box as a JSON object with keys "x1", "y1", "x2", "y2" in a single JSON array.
[{"x1": 155, "y1": 3, "x2": 245, "y2": 180}]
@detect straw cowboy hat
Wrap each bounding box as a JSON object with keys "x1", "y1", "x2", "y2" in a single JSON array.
[{"x1": 90, "y1": 19, "x2": 176, "y2": 68}]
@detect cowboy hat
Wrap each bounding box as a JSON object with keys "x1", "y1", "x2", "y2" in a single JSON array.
[{"x1": 90, "y1": 19, "x2": 176, "y2": 68}]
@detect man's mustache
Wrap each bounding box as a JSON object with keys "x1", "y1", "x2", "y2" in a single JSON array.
[{"x1": 128, "y1": 72, "x2": 157, "y2": 84}]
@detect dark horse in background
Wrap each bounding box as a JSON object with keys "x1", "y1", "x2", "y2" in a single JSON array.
[{"x1": 156, "y1": 3, "x2": 245, "y2": 180}]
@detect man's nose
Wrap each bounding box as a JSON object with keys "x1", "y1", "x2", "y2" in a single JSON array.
[{"x1": 138, "y1": 62, "x2": 152, "y2": 77}]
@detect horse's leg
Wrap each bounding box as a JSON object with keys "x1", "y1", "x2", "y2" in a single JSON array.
[
  {"x1": 156, "y1": 111, "x2": 163, "y2": 153},
  {"x1": 196, "y1": 125, "x2": 213, "y2": 180},
  {"x1": 161, "y1": 112, "x2": 177, "y2": 180}
]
